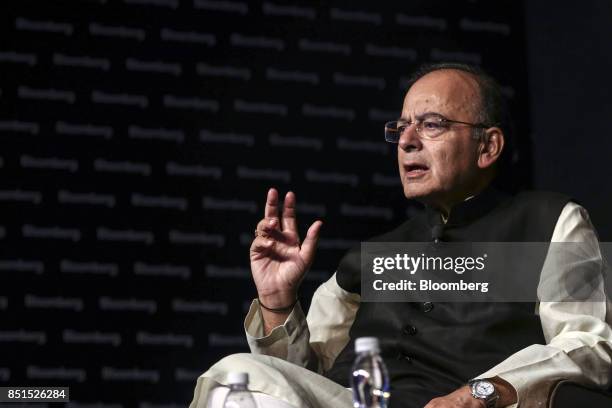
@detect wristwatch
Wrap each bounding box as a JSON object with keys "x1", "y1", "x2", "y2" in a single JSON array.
[{"x1": 468, "y1": 379, "x2": 499, "y2": 408}]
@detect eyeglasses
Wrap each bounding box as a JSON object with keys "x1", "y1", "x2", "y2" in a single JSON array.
[{"x1": 384, "y1": 113, "x2": 491, "y2": 142}]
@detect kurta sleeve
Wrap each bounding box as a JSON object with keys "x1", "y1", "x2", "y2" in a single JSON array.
[
  {"x1": 474, "y1": 202, "x2": 612, "y2": 407},
  {"x1": 244, "y1": 272, "x2": 360, "y2": 373}
]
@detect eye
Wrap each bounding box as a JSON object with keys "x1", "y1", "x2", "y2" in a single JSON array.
[
  {"x1": 397, "y1": 122, "x2": 410, "y2": 132},
  {"x1": 422, "y1": 120, "x2": 443, "y2": 130}
]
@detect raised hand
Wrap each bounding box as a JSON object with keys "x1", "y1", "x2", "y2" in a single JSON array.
[{"x1": 250, "y1": 188, "x2": 323, "y2": 310}]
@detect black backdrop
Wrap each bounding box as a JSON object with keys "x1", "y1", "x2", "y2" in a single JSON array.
[
  {"x1": 1, "y1": 1, "x2": 606, "y2": 407},
  {"x1": 526, "y1": 0, "x2": 612, "y2": 242}
]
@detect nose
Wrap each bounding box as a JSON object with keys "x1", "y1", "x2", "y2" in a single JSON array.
[{"x1": 398, "y1": 123, "x2": 422, "y2": 152}]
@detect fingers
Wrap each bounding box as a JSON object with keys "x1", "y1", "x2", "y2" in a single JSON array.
[
  {"x1": 260, "y1": 188, "x2": 313, "y2": 246},
  {"x1": 281, "y1": 191, "x2": 298, "y2": 232},
  {"x1": 256, "y1": 217, "x2": 277, "y2": 233},
  {"x1": 264, "y1": 188, "x2": 280, "y2": 220},
  {"x1": 255, "y1": 218, "x2": 282, "y2": 239},
  {"x1": 264, "y1": 188, "x2": 298, "y2": 233},
  {"x1": 250, "y1": 235, "x2": 274, "y2": 257},
  {"x1": 299, "y1": 220, "x2": 323, "y2": 266}
]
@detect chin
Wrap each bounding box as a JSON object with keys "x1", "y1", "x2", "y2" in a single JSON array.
[
  {"x1": 402, "y1": 184, "x2": 434, "y2": 200},
  {"x1": 401, "y1": 178, "x2": 446, "y2": 204}
]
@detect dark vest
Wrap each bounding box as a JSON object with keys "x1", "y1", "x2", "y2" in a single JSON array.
[{"x1": 324, "y1": 187, "x2": 570, "y2": 408}]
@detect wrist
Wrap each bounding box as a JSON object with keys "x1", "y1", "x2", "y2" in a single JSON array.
[
  {"x1": 489, "y1": 377, "x2": 517, "y2": 407},
  {"x1": 468, "y1": 379, "x2": 499, "y2": 408},
  {"x1": 257, "y1": 291, "x2": 297, "y2": 309},
  {"x1": 258, "y1": 297, "x2": 298, "y2": 314},
  {"x1": 468, "y1": 377, "x2": 517, "y2": 408},
  {"x1": 257, "y1": 294, "x2": 297, "y2": 336}
]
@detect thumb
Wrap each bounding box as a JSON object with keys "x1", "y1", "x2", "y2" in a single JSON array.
[{"x1": 299, "y1": 220, "x2": 323, "y2": 267}]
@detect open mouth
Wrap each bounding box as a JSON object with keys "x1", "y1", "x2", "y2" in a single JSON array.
[{"x1": 404, "y1": 164, "x2": 429, "y2": 178}]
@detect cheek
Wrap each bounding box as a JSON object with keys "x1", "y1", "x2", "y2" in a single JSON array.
[
  {"x1": 429, "y1": 147, "x2": 450, "y2": 179},
  {"x1": 430, "y1": 145, "x2": 469, "y2": 183},
  {"x1": 444, "y1": 144, "x2": 477, "y2": 179},
  {"x1": 397, "y1": 147, "x2": 406, "y2": 175}
]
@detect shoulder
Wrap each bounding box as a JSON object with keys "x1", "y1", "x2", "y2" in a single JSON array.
[
  {"x1": 551, "y1": 201, "x2": 598, "y2": 242},
  {"x1": 506, "y1": 190, "x2": 574, "y2": 221},
  {"x1": 513, "y1": 190, "x2": 572, "y2": 208}
]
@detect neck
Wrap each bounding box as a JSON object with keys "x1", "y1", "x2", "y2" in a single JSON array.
[{"x1": 426, "y1": 180, "x2": 491, "y2": 218}]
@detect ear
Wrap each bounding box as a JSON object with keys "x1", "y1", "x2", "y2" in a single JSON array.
[{"x1": 477, "y1": 127, "x2": 505, "y2": 169}]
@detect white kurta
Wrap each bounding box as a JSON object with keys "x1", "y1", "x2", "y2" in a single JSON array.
[{"x1": 190, "y1": 202, "x2": 612, "y2": 408}]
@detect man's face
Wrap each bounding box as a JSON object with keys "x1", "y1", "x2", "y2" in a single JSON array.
[{"x1": 398, "y1": 69, "x2": 483, "y2": 207}]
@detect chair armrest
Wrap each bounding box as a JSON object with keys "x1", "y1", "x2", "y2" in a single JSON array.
[{"x1": 547, "y1": 380, "x2": 612, "y2": 408}]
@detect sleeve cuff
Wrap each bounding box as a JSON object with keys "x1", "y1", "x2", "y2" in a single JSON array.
[{"x1": 244, "y1": 298, "x2": 307, "y2": 350}]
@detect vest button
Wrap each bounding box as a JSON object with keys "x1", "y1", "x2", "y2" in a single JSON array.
[
  {"x1": 422, "y1": 302, "x2": 434, "y2": 312},
  {"x1": 402, "y1": 325, "x2": 417, "y2": 335},
  {"x1": 396, "y1": 352, "x2": 412, "y2": 362}
]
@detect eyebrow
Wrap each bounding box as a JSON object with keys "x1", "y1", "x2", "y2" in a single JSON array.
[{"x1": 398, "y1": 111, "x2": 446, "y2": 121}]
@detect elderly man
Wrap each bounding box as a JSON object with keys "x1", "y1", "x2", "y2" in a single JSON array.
[{"x1": 190, "y1": 63, "x2": 612, "y2": 408}]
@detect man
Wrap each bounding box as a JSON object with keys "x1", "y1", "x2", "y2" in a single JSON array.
[{"x1": 191, "y1": 63, "x2": 612, "y2": 408}]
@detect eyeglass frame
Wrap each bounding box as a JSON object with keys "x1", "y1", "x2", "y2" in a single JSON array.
[{"x1": 384, "y1": 113, "x2": 495, "y2": 143}]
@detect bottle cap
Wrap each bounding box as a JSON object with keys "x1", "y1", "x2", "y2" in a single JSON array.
[
  {"x1": 227, "y1": 372, "x2": 249, "y2": 385},
  {"x1": 355, "y1": 337, "x2": 380, "y2": 353}
]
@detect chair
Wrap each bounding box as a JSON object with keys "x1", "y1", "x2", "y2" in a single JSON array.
[{"x1": 548, "y1": 380, "x2": 612, "y2": 408}]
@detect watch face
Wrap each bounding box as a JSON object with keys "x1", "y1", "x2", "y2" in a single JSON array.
[{"x1": 474, "y1": 381, "x2": 494, "y2": 397}]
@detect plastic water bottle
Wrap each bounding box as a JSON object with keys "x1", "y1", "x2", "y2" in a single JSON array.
[
  {"x1": 351, "y1": 337, "x2": 391, "y2": 408},
  {"x1": 223, "y1": 372, "x2": 257, "y2": 408}
]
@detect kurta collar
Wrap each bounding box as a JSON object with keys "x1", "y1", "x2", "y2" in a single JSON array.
[{"x1": 425, "y1": 185, "x2": 506, "y2": 228}]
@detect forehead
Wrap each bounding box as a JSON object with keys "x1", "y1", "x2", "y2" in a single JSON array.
[{"x1": 402, "y1": 69, "x2": 480, "y2": 119}]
